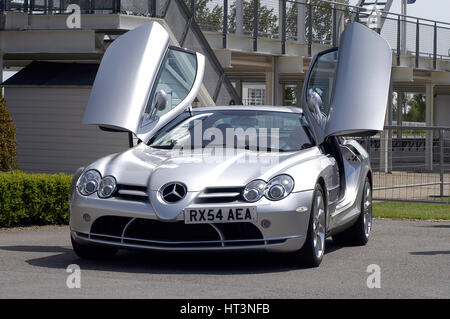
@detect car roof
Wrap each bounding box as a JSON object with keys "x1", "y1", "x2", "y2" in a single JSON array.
[{"x1": 192, "y1": 105, "x2": 303, "y2": 114}]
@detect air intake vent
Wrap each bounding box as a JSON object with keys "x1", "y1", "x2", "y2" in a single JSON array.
[
  {"x1": 196, "y1": 187, "x2": 244, "y2": 203},
  {"x1": 85, "y1": 216, "x2": 274, "y2": 249},
  {"x1": 115, "y1": 184, "x2": 148, "y2": 201}
]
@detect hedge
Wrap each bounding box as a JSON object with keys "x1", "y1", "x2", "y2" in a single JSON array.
[
  {"x1": 0, "y1": 171, "x2": 73, "y2": 227},
  {"x1": 0, "y1": 92, "x2": 18, "y2": 171}
]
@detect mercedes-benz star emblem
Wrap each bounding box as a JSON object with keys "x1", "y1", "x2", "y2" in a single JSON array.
[{"x1": 160, "y1": 182, "x2": 187, "y2": 203}]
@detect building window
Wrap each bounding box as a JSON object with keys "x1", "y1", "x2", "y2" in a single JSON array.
[
  {"x1": 242, "y1": 83, "x2": 266, "y2": 106},
  {"x1": 247, "y1": 88, "x2": 265, "y2": 105}
]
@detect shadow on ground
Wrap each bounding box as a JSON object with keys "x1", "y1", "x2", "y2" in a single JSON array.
[
  {"x1": 416, "y1": 224, "x2": 450, "y2": 229},
  {"x1": 0, "y1": 239, "x2": 345, "y2": 275},
  {"x1": 409, "y1": 250, "x2": 450, "y2": 256}
]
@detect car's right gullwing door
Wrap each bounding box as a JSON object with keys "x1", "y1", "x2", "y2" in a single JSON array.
[
  {"x1": 82, "y1": 21, "x2": 205, "y2": 143},
  {"x1": 302, "y1": 22, "x2": 392, "y2": 145}
]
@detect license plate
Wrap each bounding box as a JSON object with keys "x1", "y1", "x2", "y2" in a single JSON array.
[{"x1": 184, "y1": 207, "x2": 257, "y2": 224}]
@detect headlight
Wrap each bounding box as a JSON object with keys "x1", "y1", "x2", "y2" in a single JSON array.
[
  {"x1": 98, "y1": 176, "x2": 117, "y2": 198},
  {"x1": 265, "y1": 174, "x2": 295, "y2": 201},
  {"x1": 243, "y1": 179, "x2": 266, "y2": 202},
  {"x1": 77, "y1": 169, "x2": 101, "y2": 196},
  {"x1": 243, "y1": 175, "x2": 295, "y2": 202}
]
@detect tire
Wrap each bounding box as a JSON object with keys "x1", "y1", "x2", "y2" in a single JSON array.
[
  {"x1": 71, "y1": 236, "x2": 118, "y2": 259},
  {"x1": 295, "y1": 183, "x2": 327, "y2": 267},
  {"x1": 333, "y1": 177, "x2": 372, "y2": 246}
]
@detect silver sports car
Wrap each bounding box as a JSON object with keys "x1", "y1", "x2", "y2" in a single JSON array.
[{"x1": 69, "y1": 22, "x2": 392, "y2": 267}]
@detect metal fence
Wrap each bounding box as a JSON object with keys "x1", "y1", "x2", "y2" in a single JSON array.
[
  {"x1": 2, "y1": 0, "x2": 449, "y2": 66},
  {"x1": 353, "y1": 126, "x2": 450, "y2": 204},
  {"x1": 184, "y1": 0, "x2": 450, "y2": 65},
  {"x1": 0, "y1": 0, "x2": 120, "y2": 13}
]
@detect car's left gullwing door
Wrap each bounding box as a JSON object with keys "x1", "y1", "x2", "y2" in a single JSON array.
[
  {"x1": 302, "y1": 22, "x2": 392, "y2": 144},
  {"x1": 83, "y1": 21, "x2": 205, "y2": 143}
]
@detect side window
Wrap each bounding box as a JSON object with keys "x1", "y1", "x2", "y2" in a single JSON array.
[
  {"x1": 147, "y1": 48, "x2": 197, "y2": 118},
  {"x1": 306, "y1": 50, "x2": 338, "y2": 118}
]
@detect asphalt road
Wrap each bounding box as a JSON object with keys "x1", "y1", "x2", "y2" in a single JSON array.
[{"x1": 0, "y1": 219, "x2": 449, "y2": 298}]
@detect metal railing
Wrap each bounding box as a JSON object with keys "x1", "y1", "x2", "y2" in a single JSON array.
[
  {"x1": 0, "y1": 0, "x2": 120, "y2": 13},
  {"x1": 188, "y1": 0, "x2": 450, "y2": 66},
  {"x1": 2, "y1": 0, "x2": 449, "y2": 67},
  {"x1": 353, "y1": 125, "x2": 450, "y2": 204}
]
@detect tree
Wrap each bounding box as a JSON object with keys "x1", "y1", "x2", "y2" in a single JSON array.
[
  {"x1": 393, "y1": 93, "x2": 426, "y2": 123},
  {"x1": 229, "y1": 0, "x2": 278, "y2": 36},
  {"x1": 284, "y1": 86, "x2": 297, "y2": 106},
  {"x1": 405, "y1": 94, "x2": 426, "y2": 122},
  {"x1": 286, "y1": 0, "x2": 350, "y2": 43},
  {"x1": 185, "y1": 0, "x2": 223, "y2": 32},
  {"x1": 0, "y1": 92, "x2": 18, "y2": 171},
  {"x1": 392, "y1": 92, "x2": 407, "y2": 121}
]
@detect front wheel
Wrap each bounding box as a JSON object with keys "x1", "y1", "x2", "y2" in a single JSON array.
[
  {"x1": 333, "y1": 177, "x2": 372, "y2": 246},
  {"x1": 295, "y1": 184, "x2": 326, "y2": 267}
]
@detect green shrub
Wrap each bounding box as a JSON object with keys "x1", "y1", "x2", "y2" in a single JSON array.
[
  {"x1": 0, "y1": 171, "x2": 73, "y2": 227},
  {"x1": 0, "y1": 93, "x2": 18, "y2": 171}
]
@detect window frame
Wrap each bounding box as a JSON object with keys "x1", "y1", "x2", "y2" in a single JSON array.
[{"x1": 144, "y1": 46, "x2": 198, "y2": 117}]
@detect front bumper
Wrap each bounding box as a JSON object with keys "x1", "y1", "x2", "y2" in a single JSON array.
[{"x1": 70, "y1": 190, "x2": 313, "y2": 253}]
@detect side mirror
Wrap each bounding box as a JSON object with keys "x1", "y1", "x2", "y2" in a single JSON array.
[
  {"x1": 307, "y1": 91, "x2": 323, "y2": 116},
  {"x1": 307, "y1": 91, "x2": 326, "y2": 127},
  {"x1": 154, "y1": 90, "x2": 168, "y2": 111}
]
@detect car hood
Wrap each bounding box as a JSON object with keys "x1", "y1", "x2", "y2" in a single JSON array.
[{"x1": 88, "y1": 143, "x2": 322, "y2": 192}]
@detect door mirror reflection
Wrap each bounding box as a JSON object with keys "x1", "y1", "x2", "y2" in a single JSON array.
[{"x1": 154, "y1": 90, "x2": 168, "y2": 111}]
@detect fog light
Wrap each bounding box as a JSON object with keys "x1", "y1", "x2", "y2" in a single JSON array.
[
  {"x1": 83, "y1": 213, "x2": 91, "y2": 223},
  {"x1": 261, "y1": 219, "x2": 271, "y2": 229}
]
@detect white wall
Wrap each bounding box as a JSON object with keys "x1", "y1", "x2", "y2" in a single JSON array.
[
  {"x1": 434, "y1": 94, "x2": 450, "y2": 138},
  {"x1": 5, "y1": 87, "x2": 130, "y2": 174}
]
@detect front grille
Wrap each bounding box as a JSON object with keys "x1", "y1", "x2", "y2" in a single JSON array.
[
  {"x1": 84, "y1": 216, "x2": 281, "y2": 249},
  {"x1": 214, "y1": 223, "x2": 263, "y2": 240},
  {"x1": 91, "y1": 216, "x2": 131, "y2": 236},
  {"x1": 114, "y1": 184, "x2": 148, "y2": 201},
  {"x1": 125, "y1": 219, "x2": 219, "y2": 242},
  {"x1": 195, "y1": 187, "x2": 244, "y2": 204}
]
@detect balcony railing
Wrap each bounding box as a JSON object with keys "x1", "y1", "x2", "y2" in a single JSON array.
[{"x1": 1, "y1": 0, "x2": 449, "y2": 67}]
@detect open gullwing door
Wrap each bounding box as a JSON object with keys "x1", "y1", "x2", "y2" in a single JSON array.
[
  {"x1": 302, "y1": 22, "x2": 392, "y2": 144},
  {"x1": 83, "y1": 21, "x2": 205, "y2": 143}
]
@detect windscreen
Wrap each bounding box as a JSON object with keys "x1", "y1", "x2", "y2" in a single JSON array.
[{"x1": 149, "y1": 110, "x2": 314, "y2": 152}]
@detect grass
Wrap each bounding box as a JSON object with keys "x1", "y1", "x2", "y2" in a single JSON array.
[
  {"x1": 373, "y1": 201, "x2": 450, "y2": 221},
  {"x1": 431, "y1": 197, "x2": 450, "y2": 202}
]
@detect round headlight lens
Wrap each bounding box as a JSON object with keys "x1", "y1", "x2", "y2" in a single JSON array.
[
  {"x1": 268, "y1": 184, "x2": 285, "y2": 200},
  {"x1": 98, "y1": 176, "x2": 117, "y2": 198},
  {"x1": 243, "y1": 179, "x2": 266, "y2": 202},
  {"x1": 77, "y1": 169, "x2": 101, "y2": 196},
  {"x1": 265, "y1": 174, "x2": 294, "y2": 201}
]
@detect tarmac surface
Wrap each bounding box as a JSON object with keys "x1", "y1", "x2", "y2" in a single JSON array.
[{"x1": 0, "y1": 219, "x2": 449, "y2": 298}]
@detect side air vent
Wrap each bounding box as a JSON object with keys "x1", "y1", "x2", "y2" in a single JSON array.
[
  {"x1": 196, "y1": 187, "x2": 244, "y2": 203},
  {"x1": 115, "y1": 184, "x2": 148, "y2": 201}
]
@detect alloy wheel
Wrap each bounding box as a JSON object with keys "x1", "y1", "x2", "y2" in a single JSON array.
[
  {"x1": 363, "y1": 181, "x2": 372, "y2": 238},
  {"x1": 312, "y1": 192, "x2": 326, "y2": 260}
]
